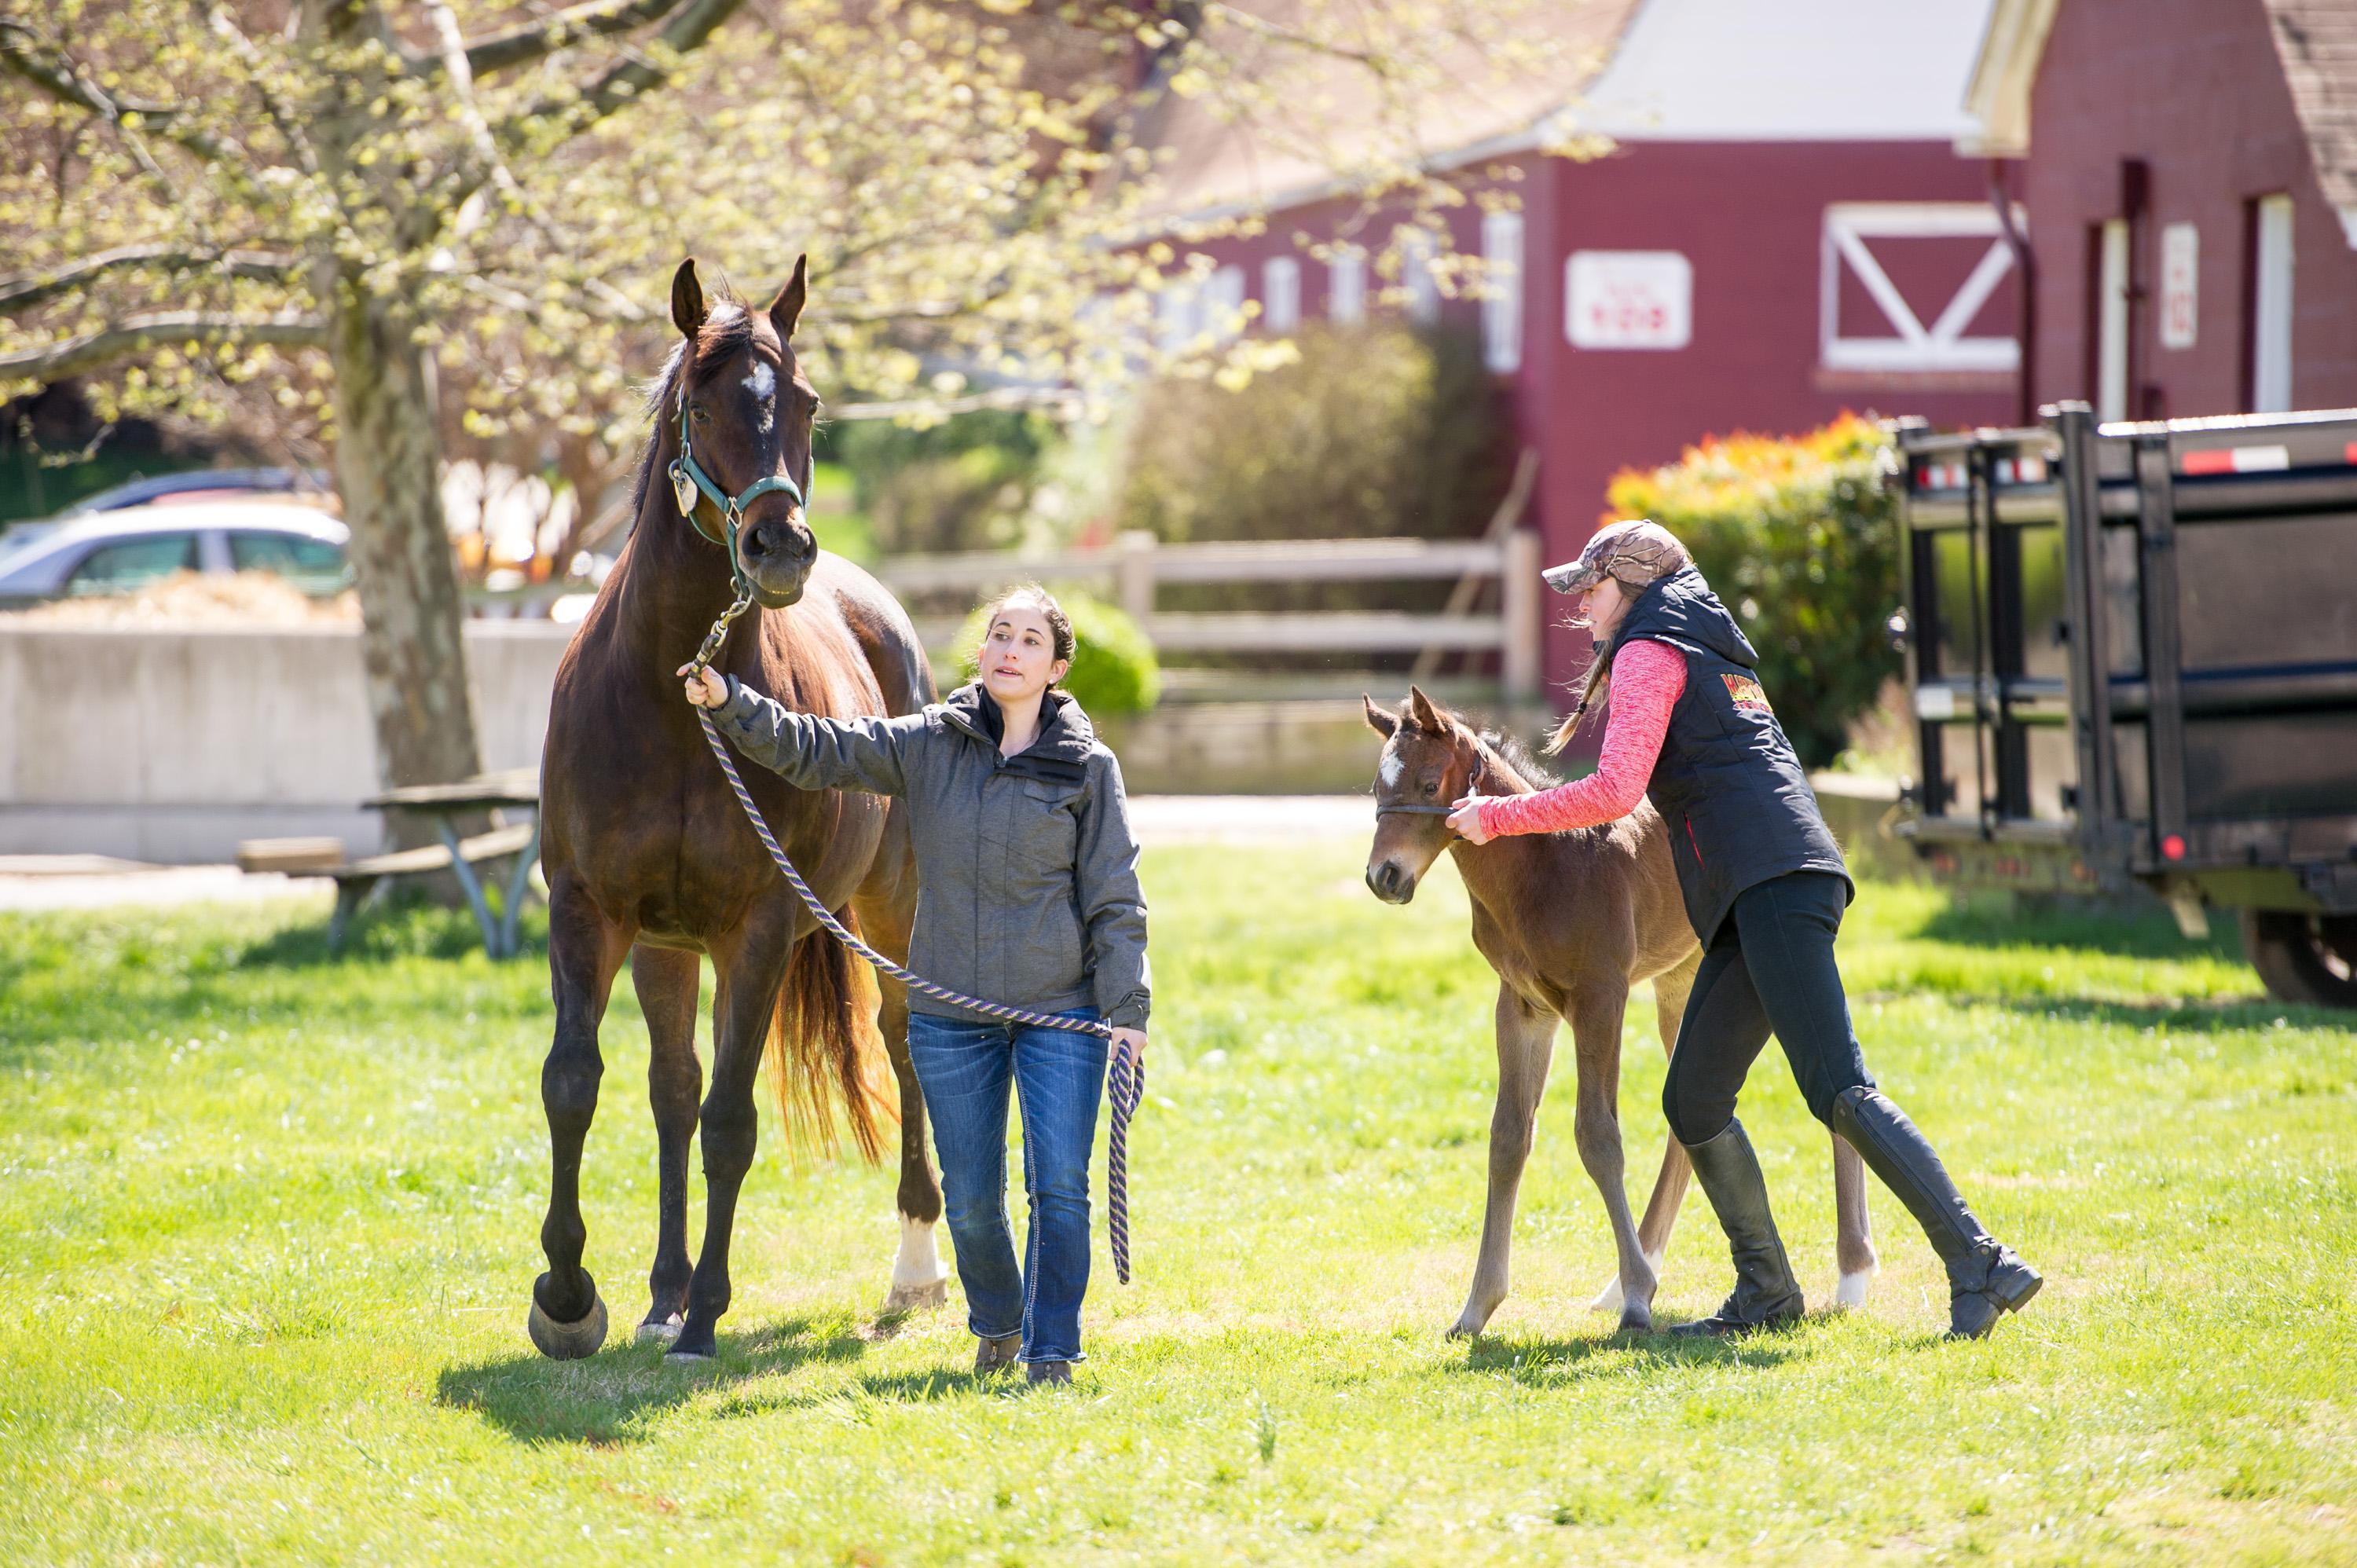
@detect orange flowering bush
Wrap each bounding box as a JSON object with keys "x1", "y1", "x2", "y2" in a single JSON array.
[{"x1": 1606, "y1": 414, "x2": 1897, "y2": 768}]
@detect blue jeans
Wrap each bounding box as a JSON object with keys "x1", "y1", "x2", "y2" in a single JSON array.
[{"x1": 904, "y1": 1008, "x2": 1105, "y2": 1363}]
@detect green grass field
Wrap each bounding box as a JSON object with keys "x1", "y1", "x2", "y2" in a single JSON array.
[{"x1": 2, "y1": 848, "x2": 2353, "y2": 1564}]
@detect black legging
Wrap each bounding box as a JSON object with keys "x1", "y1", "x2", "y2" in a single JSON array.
[{"x1": 1661, "y1": 870, "x2": 1875, "y2": 1147}]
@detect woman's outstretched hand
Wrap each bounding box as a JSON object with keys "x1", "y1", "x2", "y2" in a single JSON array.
[
  {"x1": 1110, "y1": 1027, "x2": 1148, "y2": 1075},
  {"x1": 1446, "y1": 796, "x2": 1496, "y2": 844},
  {"x1": 676, "y1": 663, "x2": 728, "y2": 709}
]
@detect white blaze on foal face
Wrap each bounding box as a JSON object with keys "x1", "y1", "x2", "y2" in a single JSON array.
[
  {"x1": 1379, "y1": 749, "x2": 1405, "y2": 790},
  {"x1": 742, "y1": 361, "x2": 776, "y2": 434}
]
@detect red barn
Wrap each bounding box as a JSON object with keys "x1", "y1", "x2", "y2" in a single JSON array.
[
  {"x1": 1141, "y1": 0, "x2": 2024, "y2": 700},
  {"x1": 1964, "y1": 0, "x2": 2357, "y2": 418}
]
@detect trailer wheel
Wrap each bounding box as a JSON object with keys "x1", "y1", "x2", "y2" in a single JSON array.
[{"x1": 2240, "y1": 911, "x2": 2357, "y2": 1009}]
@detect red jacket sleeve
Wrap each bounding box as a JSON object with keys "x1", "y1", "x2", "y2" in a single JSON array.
[{"x1": 1478, "y1": 639, "x2": 1686, "y2": 837}]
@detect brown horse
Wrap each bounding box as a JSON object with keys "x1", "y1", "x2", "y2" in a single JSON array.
[
  {"x1": 527, "y1": 256, "x2": 948, "y2": 1363},
  {"x1": 1363, "y1": 686, "x2": 1878, "y2": 1336}
]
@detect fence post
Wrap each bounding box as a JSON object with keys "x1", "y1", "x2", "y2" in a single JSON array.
[
  {"x1": 1502, "y1": 527, "x2": 1542, "y2": 705},
  {"x1": 1114, "y1": 530, "x2": 1157, "y2": 626}
]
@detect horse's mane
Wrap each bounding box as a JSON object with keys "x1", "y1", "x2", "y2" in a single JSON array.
[
  {"x1": 1466, "y1": 723, "x2": 1558, "y2": 796},
  {"x1": 627, "y1": 290, "x2": 757, "y2": 524}
]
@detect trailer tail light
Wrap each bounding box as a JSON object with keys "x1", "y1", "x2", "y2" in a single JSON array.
[
  {"x1": 2180, "y1": 444, "x2": 2289, "y2": 475},
  {"x1": 2161, "y1": 833, "x2": 2187, "y2": 860}
]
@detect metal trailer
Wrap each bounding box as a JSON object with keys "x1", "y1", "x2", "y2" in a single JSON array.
[{"x1": 1889, "y1": 401, "x2": 2357, "y2": 1008}]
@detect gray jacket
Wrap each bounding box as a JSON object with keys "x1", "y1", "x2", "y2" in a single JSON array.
[{"x1": 713, "y1": 678, "x2": 1150, "y2": 1029}]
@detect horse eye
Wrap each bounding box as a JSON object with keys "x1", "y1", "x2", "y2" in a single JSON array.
[
  {"x1": 1422, "y1": 779, "x2": 1440, "y2": 796},
  {"x1": 690, "y1": 405, "x2": 709, "y2": 423}
]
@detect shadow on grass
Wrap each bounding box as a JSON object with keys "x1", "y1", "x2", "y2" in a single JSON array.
[
  {"x1": 437, "y1": 1312, "x2": 869, "y2": 1445},
  {"x1": 234, "y1": 898, "x2": 548, "y2": 971},
  {"x1": 1912, "y1": 894, "x2": 2241, "y2": 962},
  {"x1": 1455, "y1": 1323, "x2": 1809, "y2": 1384}
]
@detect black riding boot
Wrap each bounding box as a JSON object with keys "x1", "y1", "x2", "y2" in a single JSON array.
[
  {"x1": 1672, "y1": 1120, "x2": 1807, "y2": 1337},
  {"x1": 1830, "y1": 1086, "x2": 2042, "y2": 1339}
]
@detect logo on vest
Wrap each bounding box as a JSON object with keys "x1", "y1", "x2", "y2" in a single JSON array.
[{"x1": 1721, "y1": 672, "x2": 1772, "y2": 713}]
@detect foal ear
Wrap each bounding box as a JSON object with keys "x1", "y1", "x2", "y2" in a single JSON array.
[
  {"x1": 671, "y1": 257, "x2": 706, "y2": 340},
  {"x1": 768, "y1": 254, "x2": 808, "y2": 343},
  {"x1": 1362, "y1": 693, "x2": 1398, "y2": 738},
  {"x1": 1407, "y1": 684, "x2": 1446, "y2": 732}
]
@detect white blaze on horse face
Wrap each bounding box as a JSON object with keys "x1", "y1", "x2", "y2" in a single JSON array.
[
  {"x1": 1379, "y1": 749, "x2": 1405, "y2": 790},
  {"x1": 742, "y1": 361, "x2": 777, "y2": 434}
]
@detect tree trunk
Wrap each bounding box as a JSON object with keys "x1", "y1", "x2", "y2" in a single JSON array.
[{"x1": 325, "y1": 278, "x2": 484, "y2": 801}]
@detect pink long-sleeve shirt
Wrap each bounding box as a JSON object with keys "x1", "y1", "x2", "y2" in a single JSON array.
[{"x1": 1479, "y1": 639, "x2": 1687, "y2": 837}]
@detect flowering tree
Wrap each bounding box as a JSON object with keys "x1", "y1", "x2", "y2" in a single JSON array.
[{"x1": 0, "y1": 0, "x2": 1566, "y2": 787}]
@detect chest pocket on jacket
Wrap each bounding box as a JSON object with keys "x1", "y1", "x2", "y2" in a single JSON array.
[{"x1": 1014, "y1": 777, "x2": 1083, "y2": 874}]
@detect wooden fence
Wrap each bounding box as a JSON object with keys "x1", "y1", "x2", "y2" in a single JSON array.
[{"x1": 876, "y1": 529, "x2": 1546, "y2": 702}]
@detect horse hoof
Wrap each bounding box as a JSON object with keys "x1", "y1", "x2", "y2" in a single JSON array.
[
  {"x1": 527, "y1": 1289, "x2": 609, "y2": 1361},
  {"x1": 636, "y1": 1313, "x2": 684, "y2": 1345},
  {"x1": 1587, "y1": 1274, "x2": 1626, "y2": 1316},
  {"x1": 882, "y1": 1277, "x2": 948, "y2": 1314},
  {"x1": 663, "y1": 1347, "x2": 714, "y2": 1365},
  {"x1": 1833, "y1": 1269, "x2": 1876, "y2": 1310},
  {"x1": 1618, "y1": 1304, "x2": 1655, "y2": 1335}
]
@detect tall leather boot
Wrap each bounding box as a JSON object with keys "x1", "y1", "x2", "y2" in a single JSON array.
[
  {"x1": 1671, "y1": 1120, "x2": 1807, "y2": 1337},
  {"x1": 1830, "y1": 1086, "x2": 2041, "y2": 1339}
]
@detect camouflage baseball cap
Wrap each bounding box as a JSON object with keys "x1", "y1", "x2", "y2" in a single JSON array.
[{"x1": 1541, "y1": 518, "x2": 1691, "y2": 595}]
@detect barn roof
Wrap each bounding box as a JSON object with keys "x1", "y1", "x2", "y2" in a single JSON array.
[
  {"x1": 1965, "y1": 0, "x2": 2357, "y2": 246},
  {"x1": 2267, "y1": 0, "x2": 2357, "y2": 238},
  {"x1": 1138, "y1": 0, "x2": 1996, "y2": 222}
]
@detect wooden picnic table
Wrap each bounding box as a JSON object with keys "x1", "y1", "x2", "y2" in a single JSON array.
[{"x1": 361, "y1": 768, "x2": 542, "y2": 957}]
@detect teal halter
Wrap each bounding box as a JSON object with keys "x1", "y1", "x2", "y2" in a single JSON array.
[{"x1": 665, "y1": 390, "x2": 807, "y2": 595}]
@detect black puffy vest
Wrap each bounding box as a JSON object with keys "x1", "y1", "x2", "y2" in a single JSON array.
[{"x1": 1609, "y1": 567, "x2": 1850, "y2": 944}]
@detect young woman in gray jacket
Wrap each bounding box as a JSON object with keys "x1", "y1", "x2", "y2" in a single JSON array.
[{"x1": 681, "y1": 585, "x2": 1149, "y2": 1386}]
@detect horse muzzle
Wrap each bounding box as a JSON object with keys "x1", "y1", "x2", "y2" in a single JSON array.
[
  {"x1": 1365, "y1": 859, "x2": 1419, "y2": 904},
  {"x1": 736, "y1": 515, "x2": 816, "y2": 607}
]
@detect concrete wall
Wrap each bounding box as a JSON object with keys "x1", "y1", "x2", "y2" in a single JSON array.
[{"x1": 0, "y1": 621, "x2": 574, "y2": 863}]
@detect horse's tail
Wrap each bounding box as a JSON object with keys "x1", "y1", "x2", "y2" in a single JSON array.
[{"x1": 765, "y1": 910, "x2": 896, "y2": 1164}]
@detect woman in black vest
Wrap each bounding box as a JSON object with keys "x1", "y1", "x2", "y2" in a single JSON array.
[{"x1": 1447, "y1": 521, "x2": 2040, "y2": 1339}]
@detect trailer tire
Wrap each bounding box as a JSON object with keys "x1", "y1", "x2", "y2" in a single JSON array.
[{"x1": 2240, "y1": 911, "x2": 2357, "y2": 1009}]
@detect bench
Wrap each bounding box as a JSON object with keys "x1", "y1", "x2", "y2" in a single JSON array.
[{"x1": 327, "y1": 822, "x2": 538, "y2": 952}]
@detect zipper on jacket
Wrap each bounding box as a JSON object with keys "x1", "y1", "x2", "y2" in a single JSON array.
[{"x1": 1685, "y1": 819, "x2": 1706, "y2": 868}]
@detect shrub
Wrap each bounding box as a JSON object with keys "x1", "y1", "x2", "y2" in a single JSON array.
[
  {"x1": 1114, "y1": 322, "x2": 1510, "y2": 546},
  {"x1": 1604, "y1": 414, "x2": 1898, "y2": 769},
  {"x1": 955, "y1": 589, "x2": 1162, "y2": 716}
]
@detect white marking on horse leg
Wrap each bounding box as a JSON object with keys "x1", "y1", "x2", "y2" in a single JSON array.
[
  {"x1": 882, "y1": 1215, "x2": 950, "y2": 1313},
  {"x1": 1834, "y1": 1268, "x2": 1876, "y2": 1310},
  {"x1": 1590, "y1": 1249, "x2": 1663, "y2": 1314}
]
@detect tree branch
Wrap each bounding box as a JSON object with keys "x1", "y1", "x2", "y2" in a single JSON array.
[
  {"x1": 459, "y1": 0, "x2": 695, "y2": 79},
  {"x1": 0, "y1": 311, "x2": 325, "y2": 384},
  {"x1": 498, "y1": 0, "x2": 749, "y2": 148},
  {"x1": 0, "y1": 246, "x2": 302, "y2": 317},
  {"x1": 0, "y1": 19, "x2": 244, "y2": 167}
]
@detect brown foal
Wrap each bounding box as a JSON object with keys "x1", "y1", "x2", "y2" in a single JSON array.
[{"x1": 1362, "y1": 686, "x2": 1878, "y2": 1335}]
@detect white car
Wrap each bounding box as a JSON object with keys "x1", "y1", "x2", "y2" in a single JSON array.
[{"x1": 0, "y1": 501, "x2": 350, "y2": 606}]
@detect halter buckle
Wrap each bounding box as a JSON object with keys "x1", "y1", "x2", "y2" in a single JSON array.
[{"x1": 669, "y1": 460, "x2": 698, "y2": 519}]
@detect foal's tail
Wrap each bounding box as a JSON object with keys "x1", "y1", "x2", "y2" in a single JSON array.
[{"x1": 766, "y1": 910, "x2": 896, "y2": 1164}]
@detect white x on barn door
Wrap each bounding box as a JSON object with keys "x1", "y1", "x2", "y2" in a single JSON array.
[{"x1": 1820, "y1": 203, "x2": 2021, "y2": 373}]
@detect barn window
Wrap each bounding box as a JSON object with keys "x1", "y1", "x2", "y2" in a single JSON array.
[
  {"x1": 1206, "y1": 265, "x2": 1246, "y2": 343},
  {"x1": 2093, "y1": 218, "x2": 2130, "y2": 420},
  {"x1": 1481, "y1": 211, "x2": 1523, "y2": 372},
  {"x1": 2248, "y1": 193, "x2": 2295, "y2": 412},
  {"x1": 1819, "y1": 203, "x2": 2019, "y2": 374},
  {"x1": 1263, "y1": 257, "x2": 1301, "y2": 334},
  {"x1": 1403, "y1": 232, "x2": 1440, "y2": 325},
  {"x1": 1329, "y1": 247, "x2": 1365, "y2": 324}
]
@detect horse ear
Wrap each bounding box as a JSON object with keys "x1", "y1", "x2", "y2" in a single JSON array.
[
  {"x1": 1362, "y1": 694, "x2": 1398, "y2": 738},
  {"x1": 1407, "y1": 684, "x2": 1446, "y2": 732},
  {"x1": 769, "y1": 254, "x2": 808, "y2": 342},
  {"x1": 672, "y1": 258, "x2": 706, "y2": 340}
]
